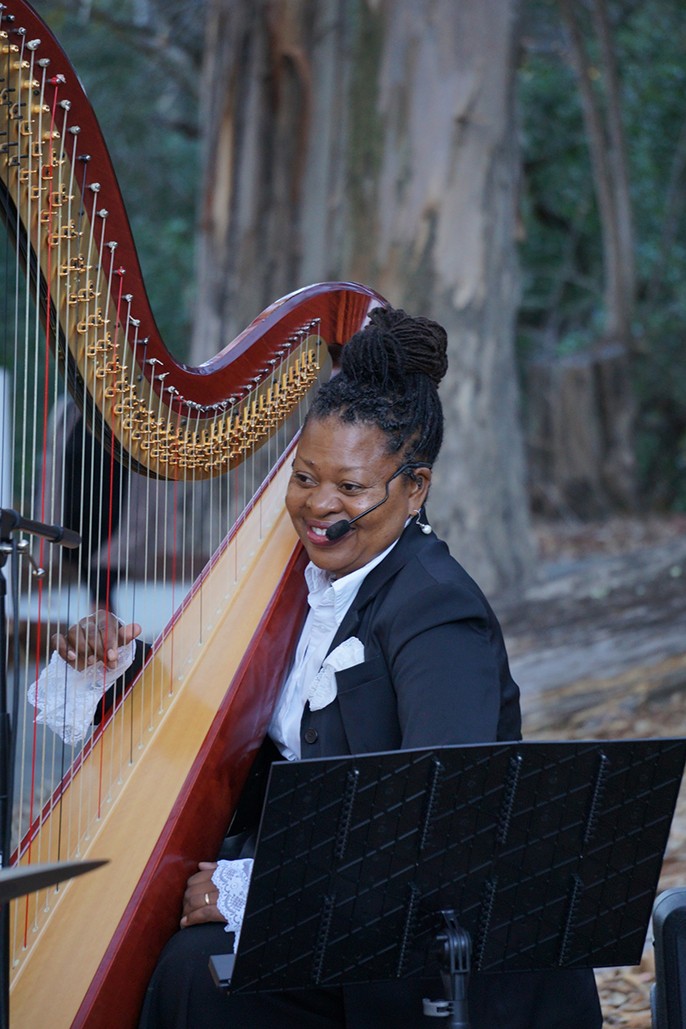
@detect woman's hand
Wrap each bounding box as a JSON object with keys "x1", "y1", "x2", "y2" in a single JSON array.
[
  {"x1": 180, "y1": 862, "x2": 224, "y2": 928},
  {"x1": 51, "y1": 611, "x2": 141, "y2": 671}
]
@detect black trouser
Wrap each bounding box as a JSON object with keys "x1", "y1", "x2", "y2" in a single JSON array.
[{"x1": 139, "y1": 922, "x2": 603, "y2": 1029}]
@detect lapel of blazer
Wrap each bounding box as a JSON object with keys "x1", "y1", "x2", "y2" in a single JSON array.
[{"x1": 327, "y1": 522, "x2": 430, "y2": 653}]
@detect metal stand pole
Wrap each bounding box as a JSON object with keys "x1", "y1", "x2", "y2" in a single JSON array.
[{"x1": 0, "y1": 509, "x2": 80, "y2": 1029}]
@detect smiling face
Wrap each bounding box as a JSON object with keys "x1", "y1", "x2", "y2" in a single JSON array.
[{"x1": 285, "y1": 415, "x2": 431, "y2": 579}]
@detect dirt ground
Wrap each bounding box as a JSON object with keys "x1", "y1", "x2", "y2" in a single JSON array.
[{"x1": 492, "y1": 514, "x2": 686, "y2": 1028}]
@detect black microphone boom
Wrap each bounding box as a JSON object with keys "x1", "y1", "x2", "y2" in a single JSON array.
[
  {"x1": 0, "y1": 509, "x2": 81, "y2": 549},
  {"x1": 325, "y1": 496, "x2": 387, "y2": 541},
  {"x1": 324, "y1": 462, "x2": 430, "y2": 541}
]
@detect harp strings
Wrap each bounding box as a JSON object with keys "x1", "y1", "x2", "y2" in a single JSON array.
[
  {"x1": 5, "y1": 57, "x2": 175, "y2": 824},
  {"x1": 2, "y1": 6, "x2": 337, "y2": 992}
]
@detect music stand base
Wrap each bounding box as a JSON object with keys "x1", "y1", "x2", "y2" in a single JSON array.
[
  {"x1": 210, "y1": 913, "x2": 472, "y2": 1029},
  {"x1": 423, "y1": 910, "x2": 471, "y2": 1029}
]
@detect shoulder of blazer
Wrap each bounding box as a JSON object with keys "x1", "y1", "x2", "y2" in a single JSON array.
[
  {"x1": 347, "y1": 524, "x2": 494, "y2": 630},
  {"x1": 329, "y1": 524, "x2": 482, "y2": 651},
  {"x1": 350, "y1": 523, "x2": 449, "y2": 613}
]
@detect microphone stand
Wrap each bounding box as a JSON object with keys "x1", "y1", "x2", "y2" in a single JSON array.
[{"x1": 0, "y1": 508, "x2": 81, "y2": 1029}]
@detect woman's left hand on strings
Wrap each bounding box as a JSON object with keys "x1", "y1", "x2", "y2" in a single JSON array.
[
  {"x1": 180, "y1": 862, "x2": 224, "y2": 928},
  {"x1": 52, "y1": 611, "x2": 141, "y2": 671}
]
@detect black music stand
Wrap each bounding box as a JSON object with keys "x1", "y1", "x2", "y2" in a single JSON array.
[
  {"x1": 210, "y1": 739, "x2": 686, "y2": 1027},
  {"x1": 0, "y1": 860, "x2": 108, "y2": 905},
  {"x1": 0, "y1": 860, "x2": 107, "y2": 1029}
]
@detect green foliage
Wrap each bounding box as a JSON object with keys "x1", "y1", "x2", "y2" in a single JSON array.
[
  {"x1": 518, "y1": 0, "x2": 686, "y2": 509},
  {"x1": 518, "y1": 38, "x2": 601, "y2": 357},
  {"x1": 39, "y1": 0, "x2": 204, "y2": 360}
]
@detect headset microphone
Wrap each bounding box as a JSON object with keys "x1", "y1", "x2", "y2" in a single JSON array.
[
  {"x1": 324, "y1": 462, "x2": 431, "y2": 541},
  {"x1": 325, "y1": 495, "x2": 389, "y2": 541}
]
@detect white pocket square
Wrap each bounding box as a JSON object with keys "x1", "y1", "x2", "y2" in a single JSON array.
[{"x1": 306, "y1": 637, "x2": 365, "y2": 712}]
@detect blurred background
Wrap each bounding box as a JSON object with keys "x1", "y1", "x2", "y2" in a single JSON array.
[
  {"x1": 26, "y1": 0, "x2": 686, "y2": 596},
  {"x1": 4, "y1": 2, "x2": 686, "y2": 1023}
]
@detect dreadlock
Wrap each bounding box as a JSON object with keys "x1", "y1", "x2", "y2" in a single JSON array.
[{"x1": 306, "y1": 306, "x2": 448, "y2": 465}]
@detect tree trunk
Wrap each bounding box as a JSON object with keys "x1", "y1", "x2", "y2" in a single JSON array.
[
  {"x1": 526, "y1": 345, "x2": 637, "y2": 519},
  {"x1": 557, "y1": 0, "x2": 636, "y2": 343},
  {"x1": 192, "y1": 0, "x2": 532, "y2": 592}
]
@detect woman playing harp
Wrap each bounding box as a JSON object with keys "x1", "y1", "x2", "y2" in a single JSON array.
[{"x1": 56, "y1": 308, "x2": 602, "y2": 1029}]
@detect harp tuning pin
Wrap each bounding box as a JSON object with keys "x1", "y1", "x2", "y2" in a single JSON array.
[
  {"x1": 78, "y1": 154, "x2": 92, "y2": 163},
  {"x1": 27, "y1": 38, "x2": 41, "y2": 50},
  {"x1": 48, "y1": 74, "x2": 66, "y2": 85},
  {"x1": 123, "y1": 294, "x2": 133, "y2": 303},
  {"x1": 38, "y1": 58, "x2": 50, "y2": 67},
  {"x1": 60, "y1": 99, "x2": 71, "y2": 110}
]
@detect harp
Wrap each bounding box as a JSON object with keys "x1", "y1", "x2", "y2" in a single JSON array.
[{"x1": 0, "y1": 3, "x2": 384, "y2": 1025}]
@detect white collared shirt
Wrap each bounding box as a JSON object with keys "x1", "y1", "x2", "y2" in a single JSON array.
[{"x1": 267, "y1": 538, "x2": 399, "y2": 760}]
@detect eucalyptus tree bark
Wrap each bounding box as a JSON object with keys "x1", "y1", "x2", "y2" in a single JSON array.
[{"x1": 192, "y1": 0, "x2": 532, "y2": 591}]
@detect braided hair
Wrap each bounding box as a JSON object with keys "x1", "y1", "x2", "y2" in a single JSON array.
[{"x1": 307, "y1": 306, "x2": 448, "y2": 466}]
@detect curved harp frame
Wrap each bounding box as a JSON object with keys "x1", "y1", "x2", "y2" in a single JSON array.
[
  {"x1": 1, "y1": 3, "x2": 386, "y2": 1026},
  {"x1": 0, "y1": 0, "x2": 357, "y2": 482}
]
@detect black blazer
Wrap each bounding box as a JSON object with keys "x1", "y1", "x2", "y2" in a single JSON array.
[
  {"x1": 298, "y1": 519, "x2": 521, "y2": 758},
  {"x1": 229, "y1": 520, "x2": 521, "y2": 839}
]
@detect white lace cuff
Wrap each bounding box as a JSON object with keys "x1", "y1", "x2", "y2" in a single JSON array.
[
  {"x1": 27, "y1": 640, "x2": 136, "y2": 744},
  {"x1": 212, "y1": 858, "x2": 253, "y2": 951}
]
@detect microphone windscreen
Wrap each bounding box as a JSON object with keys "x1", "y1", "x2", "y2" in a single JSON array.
[
  {"x1": 55, "y1": 526, "x2": 82, "y2": 549},
  {"x1": 325, "y1": 520, "x2": 350, "y2": 541}
]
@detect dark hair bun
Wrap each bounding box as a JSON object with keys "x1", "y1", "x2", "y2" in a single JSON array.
[{"x1": 340, "y1": 306, "x2": 448, "y2": 390}]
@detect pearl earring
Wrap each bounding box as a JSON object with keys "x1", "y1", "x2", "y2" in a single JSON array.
[{"x1": 415, "y1": 509, "x2": 432, "y2": 535}]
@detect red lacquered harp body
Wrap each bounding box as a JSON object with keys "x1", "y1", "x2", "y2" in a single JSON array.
[{"x1": 0, "y1": 4, "x2": 384, "y2": 1024}]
